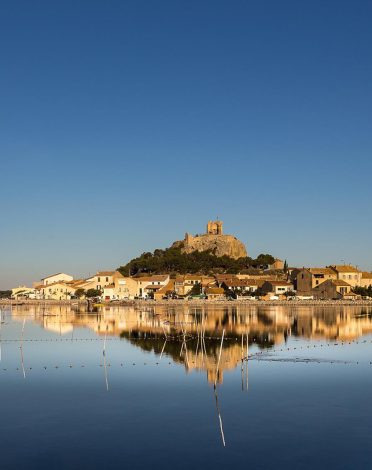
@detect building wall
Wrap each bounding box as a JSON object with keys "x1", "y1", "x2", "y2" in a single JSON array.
[
  {"x1": 41, "y1": 282, "x2": 76, "y2": 300},
  {"x1": 43, "y1": 273, "x2": 73, "y2": 286},
  {"x1": 296, "y1": 270, "x2": 313, "y2": 294},
  {"x1": 360, "y1": 276, "x2": 372, "y2": 288}
]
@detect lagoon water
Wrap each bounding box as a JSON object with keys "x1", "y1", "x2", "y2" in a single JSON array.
[{"x1": 1, "y1": 303, "x2": 372, "y2": 469}]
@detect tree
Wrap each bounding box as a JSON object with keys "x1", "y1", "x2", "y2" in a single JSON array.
[
  {"x1": 86, "y1": 288, "x2": 102, "y2": 298},
  {"x1": 117, "y1": 246, "x2": 275, "y2": 276},
  {"x1": 283, "y1": 260, "x2": 288, "y2": 273},
  {"x1": 0, "y1": 290, "x2": 11, "y2": 299},
  {"x1": 284, "y1": 290, "x2": 296, "y2": 297},
  {"x1": 188, "y1": 283, "x2": 202, "y2": 296},
  {"x1": 75, "y1": 288, "x2": 85, "y2": 298}
]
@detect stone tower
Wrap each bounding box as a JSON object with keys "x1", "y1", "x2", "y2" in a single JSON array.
[{"x1": 206, "y1": 220, "x2": 223, "y2": 235}]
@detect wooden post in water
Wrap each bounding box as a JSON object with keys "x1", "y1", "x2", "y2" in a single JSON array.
[
  {"x1": 214, "y1": 329, "x2": 225, "y2": 388},
  {"x1": 246, "y1": 333, "x2": 249, "y2": 391}
]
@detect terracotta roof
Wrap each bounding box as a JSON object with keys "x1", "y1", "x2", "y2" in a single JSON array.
[
  {"x1": 103, "y1": 284, "x2": 115, "y2": 289},
  {"x1": 330, "y1": 280, "x2": 352, "y2": 287},
  {"x1": 96, "y1": 271, "x2": 115, "y2": 276},
  {"x1": 205, "y1": 287, "x2": 225, "y2": 295},
  {"x1": 156, "y1": 280, "x2": 176, "y2": 294},
  {"x1": 362, "y1": 272, "x2": 372, "y2": 279},
  {"x1": 329, "y1": 265, "x2": 360, "y2": 273},
  {"x1": 224, "y1": 279, "x2": 262, "y2": 287},
  {"x1": 308, "y1": 268, "x2": 335, "y2": 275},
  {"x1": 175, "y1": 275, "x2": 202, "y2": 282},
  {"x1": 264, "y1": 281, "x2": 293, "y2": 286},
  {"x1": 145, "y1": 284, "x2": 163, "y2": 291},
  {"x1": 135, "y1": 275, "x2": 169, "y2": 283},
  {"x1": 215, "y1": 274, "x2": 238, "y2": 280},
  {"x1": 41, "y1": 273, "x2": 72, "y2": 280}
]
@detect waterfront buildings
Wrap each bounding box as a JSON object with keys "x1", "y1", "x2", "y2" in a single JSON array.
[{"x1": 8, "y1": 263, "x2": 371, "y2": 302}]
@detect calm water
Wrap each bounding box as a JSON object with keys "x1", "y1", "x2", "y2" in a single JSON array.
[{"x1": 1, "y1": 303, "x2": 372, "y2": 469}]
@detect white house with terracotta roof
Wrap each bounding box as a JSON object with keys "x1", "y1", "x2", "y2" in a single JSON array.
[
  {"x1": 261, "y1": 280, "x2": 294, "y2": 296},
  {"x1": 135, "y1": 275, "x2": 170, "y2": 298},
  {"x1": 39, "y1": 281, "x2": 77, "y2": 300},
  {"x1": 82, "y1": 271, "x2": 116, "y2": 291},
  {"x1": 40, "y1": 273, "x2": 73, "y2": 286}
]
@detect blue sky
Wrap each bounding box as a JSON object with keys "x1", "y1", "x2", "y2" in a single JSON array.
[{"x1": 1, "y1": 0, "x2": 372, "y2": 288}]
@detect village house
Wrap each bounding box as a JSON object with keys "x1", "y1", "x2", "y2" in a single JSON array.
[
  {"x1": 312, "y1": 279, "x2": 352, "y2": 300},
  {"x1": 261, "y1": 280, "x2": 294, "y2": 296},
  {"x1": 113, "y1": 272, "x2": 139, "y2": 300},
  {"x1": 135, "y1": 275, "x2": 170, "y2": 298},
  {"x1": 154, "y1": 279, "x2": 176, "y2": 301},
  {"x1": 359, "y1": 272, "x2": 372, "y2": 288},
  {"x1": 296, "y1": 268, "x2": 337, "y2": 295},
  {"x1": 328, "y1": 265, "x2": 362, "y2": 287},
  {"x1": 38, "y1": 272, "x2": 74, "y2": 286},
  {"x1": 174, "y1": 275, "x2": 215, "y2": 297},
  {"x1": 205, "y1": 287, "x2": 226, "y2": 301},
  {"x1": 222, "y1": 279, "x2": 263, "y2": 297},
  {"x1": 215, "y1": 274, "x2": 239, "y2": 285},
  {"x1": 39, "y1": 281, "x2": 77, "y2": 300},
  {"x1": 268, "y1": 258, "x2": 285, "y2": 270},
  {"x1": 82, "y1": 271, "x2": 116, "y2": 291},
  {"x1": 11, "y1": 286, "x2": 37, "y2": 300}
]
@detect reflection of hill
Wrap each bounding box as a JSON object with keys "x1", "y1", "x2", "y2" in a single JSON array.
[
  {"x1": 120, "y1": 333, "x2": 244, "y2": 383},
  {"x1": 9, "y1": 304, "x2": 372, "y2": 382}
]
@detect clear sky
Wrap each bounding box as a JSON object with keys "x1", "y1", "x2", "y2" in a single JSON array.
[{"x1": 1, "y1": 0, "x2": 372, "y2": 289}]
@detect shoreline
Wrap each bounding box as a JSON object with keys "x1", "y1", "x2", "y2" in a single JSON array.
[{"x1": 2, "y1": 299, "x2": 372, "y2": 307}]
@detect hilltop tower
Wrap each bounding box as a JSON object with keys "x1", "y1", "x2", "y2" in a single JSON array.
[
  {"x1": 176, "y1": 220, "x2": 247, "y2": 259},
  {"x1": 206, "y1": 220, "x2": 223, "y2": 235}
]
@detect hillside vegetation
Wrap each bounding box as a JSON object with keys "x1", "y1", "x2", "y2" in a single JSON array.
[{"x1": 117, "y1": 246, "x2": 274, "y2": 276}]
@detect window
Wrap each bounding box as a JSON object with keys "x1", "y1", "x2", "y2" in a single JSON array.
[
  {"x1": 98, "y1": 277, "x2": 101, "y2": 282},
  {"x1": 106, "y1": 277, "x2": 109, "y2": 282}
]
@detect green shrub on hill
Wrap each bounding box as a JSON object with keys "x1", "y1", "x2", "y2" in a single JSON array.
[{"x1": 117, "y1": 246, "x2": 274, "y2": 276}]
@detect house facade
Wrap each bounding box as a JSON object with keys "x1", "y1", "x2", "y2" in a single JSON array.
[
  {"x1": 39, "y1": 281, "x2": 77, "y2": 300},
  {"x1": 40, "y1": 273, "x2": 73, "y2": 286},
  {"x1": 296, "y1": 268, "x2": 337, "y2": 295},
  {"x1": 261, "y1": 281, "x2": 293, "y2": 296},
  {"x1": 135, "y1": 275, "x2": 170, "y2": 298},
  {"x1": 312, "y1": 279, "x2": 352, "y2": 300},
  {"x1": 359, "y1": 272, "x2": 372, "y2": 288},
  {"x1": 328, "y1": 265, "x2": 362, "y2": 287}
]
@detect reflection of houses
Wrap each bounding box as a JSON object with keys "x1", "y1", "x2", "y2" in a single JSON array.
[{"x1": 11, "y1": 303, "x2": 372, "y2": 384}]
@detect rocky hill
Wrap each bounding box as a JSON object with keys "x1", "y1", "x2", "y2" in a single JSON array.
[
  {"x1": 174, "y1": 233, "x2": 247, "y2": 259},
  {"x1": 173, "y1": 220, "x2": 248, "y2": 259}
]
